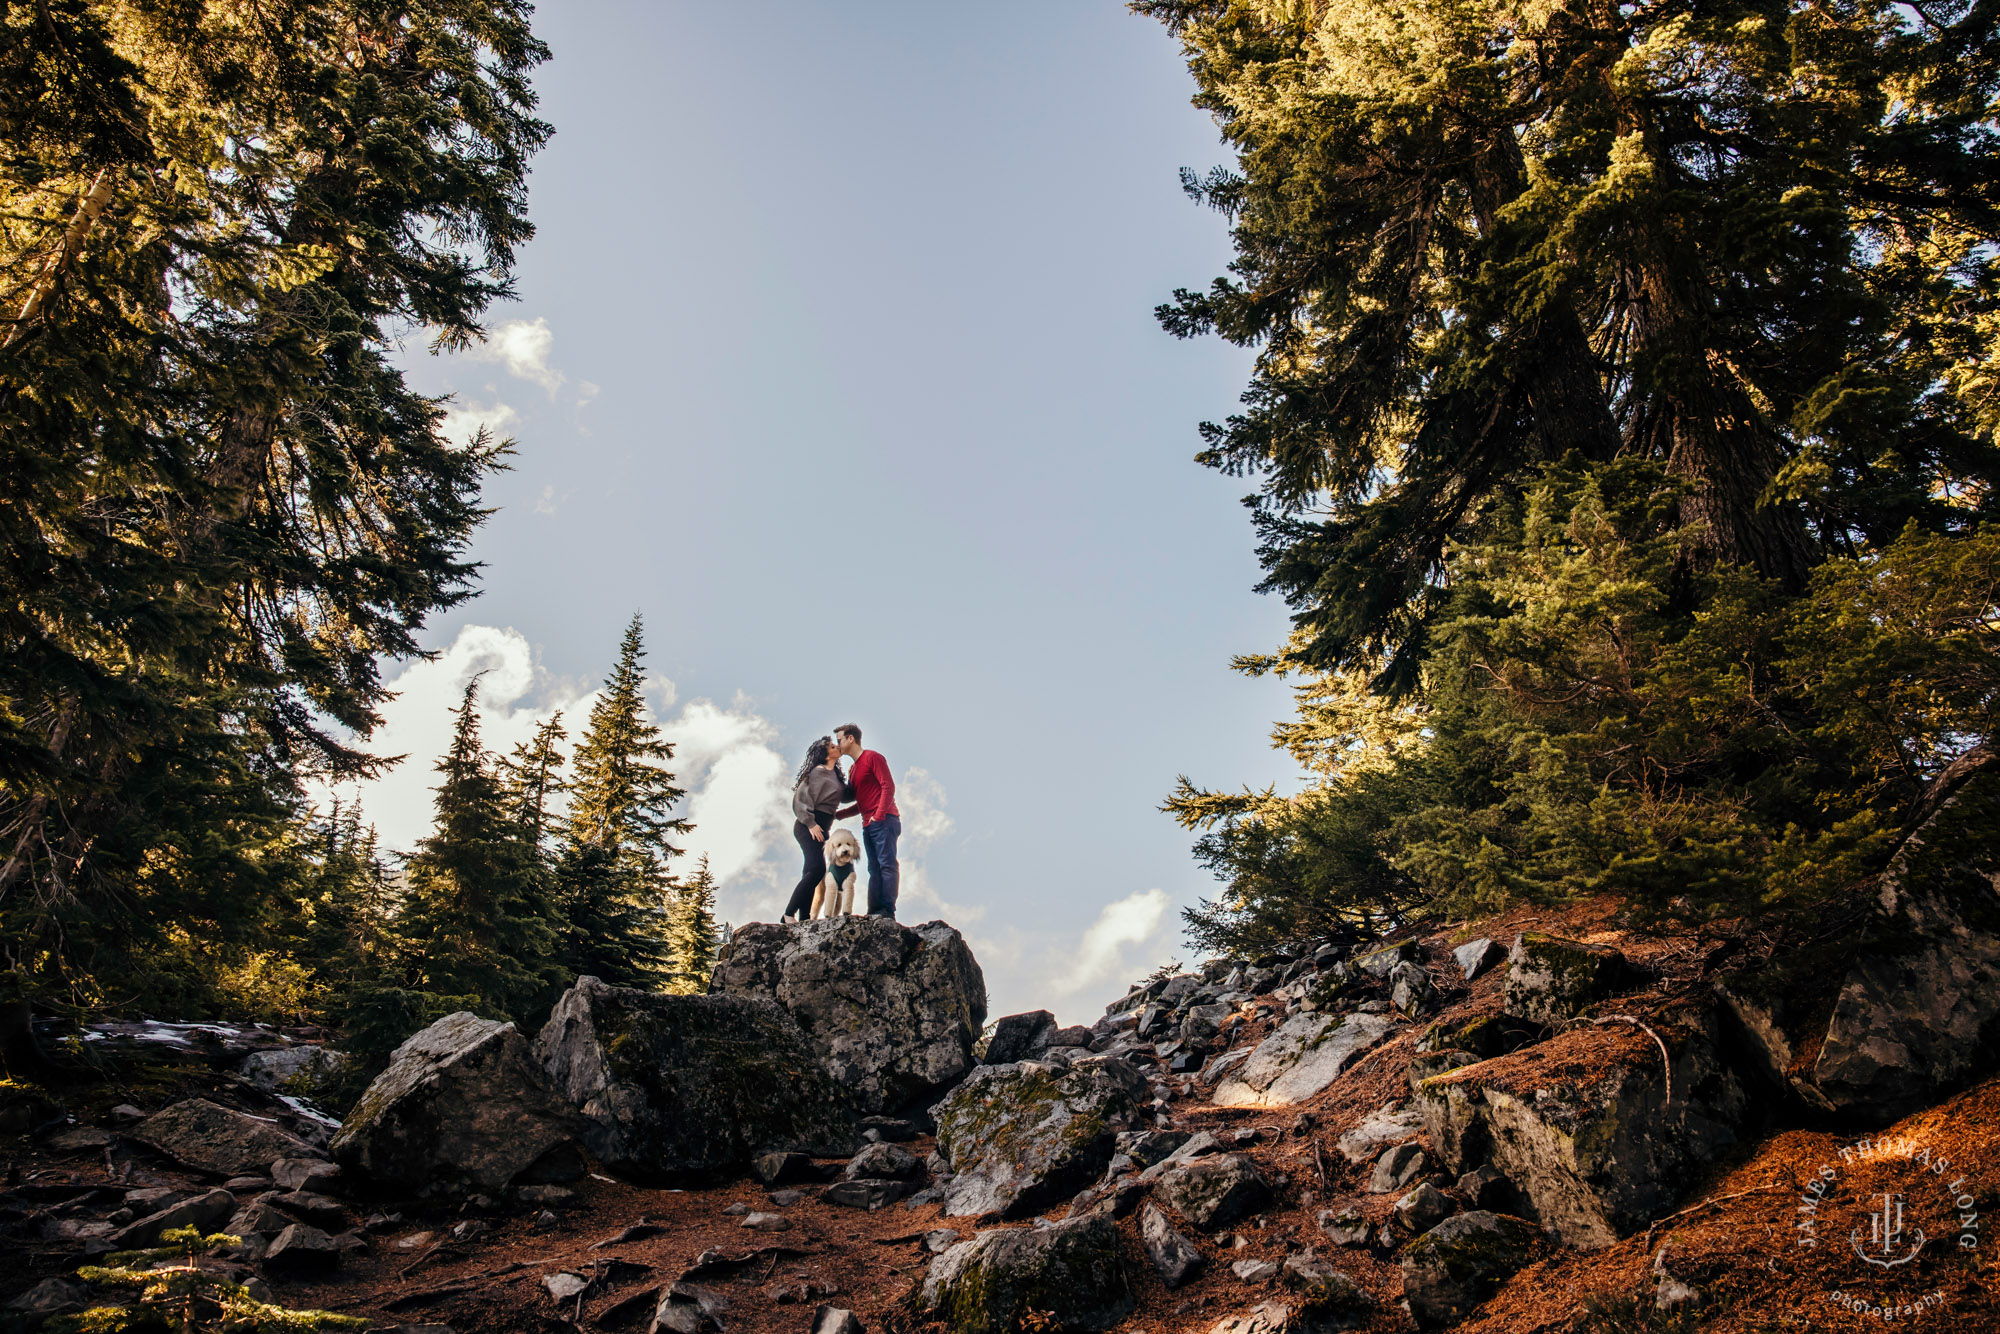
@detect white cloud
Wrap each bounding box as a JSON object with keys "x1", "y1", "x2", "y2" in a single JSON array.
[
  {"x1": 440, "y1": 400, "x2": 518, "y2": 449},
  {"x1": 469, "y1": 317, "x2": 564, "y2": 395},
  {"x1": 667, "y1": 697, "x2": 791, "y2": 888},
  {"x1": 1052, "y1": 889, "x2": 1175, "y2": 998}
]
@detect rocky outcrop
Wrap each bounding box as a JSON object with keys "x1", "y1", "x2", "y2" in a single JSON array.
[
  {"x1": 711, "y1": 916, "x2": 986, "y2": 1115},
  {"x1": 1414, "y1": 1002, "x2": 1747, "y2": 1247},
  {"x1": 932, "y1": 1055, "x2": 1149, "y2": 1218},
  {"x1": 132, "y1": 1100, "x2": 318, "y2": 1178},
  {"x1": 915, "y1": 1214, "x2": 1137, "y2": 1334},
  {"x1": 331, "y1": 1012, "x2": 578, "y2": 1196},
  {"x1": 534, "y1": 977, "x2": 859, "y2": 1181},
  {"x1": 1501, "y1": 933, "x2": 1635, "y2": 1026},
  {"x1": 981, "y1": 1011, "x2": 1057, "y2": 1064},
  {"x1": 1400, "y1": 1211, "x2": 1542, "y2": 1328},
  {"x1": 1212, "y1": 1012, "x2": 1399, "y2": 1108}
]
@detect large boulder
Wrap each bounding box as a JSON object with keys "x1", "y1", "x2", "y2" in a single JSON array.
[
  {"x1": 131, "y1": 1100, "x2": 317, "y2": 1178},
  {"x1": 1400, "y1": 1211, "x2": 1543, "y2": 1328},
  {"x1": 711, "y1": 915, "x2": 986, "y2": 1114},
  {"x1": 981, "y1": 1010, "x2": 1057, "y2": 1064},
  {"x1": 1414, "y1": 1002, "x2": 1747, "y2": 1247},
  {"x1": 330, "y1": 1012, "x2": 578, "y2": 1196},
  {"x1": 1211, "y1": 1012, "x2": 1400, "y2": 1108},
  {"x1": 1152, "y1": 1153, "x2": 1271, "y2": 1229},
  {"x1": 914, "y1": 1214, "x2": 1137, "y2": 1334},
  {"x1": 534, "y1": 977, "x2": 859, "y2": 1181},
  {"x1": 932, "y1": 1055, "x2": 1149, "y2": 1219},
  {"x1": 1501, "y1": 933, "x2": 1635, "y2": 1027}
]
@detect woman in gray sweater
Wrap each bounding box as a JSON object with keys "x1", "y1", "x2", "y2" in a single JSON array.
[{"x1": 783, "y1": 735, "x2": 857, "y2": 922}]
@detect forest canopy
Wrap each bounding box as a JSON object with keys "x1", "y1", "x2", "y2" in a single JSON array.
[{"x1": 1138, "y1": 0, "x2": 2000, "y2": 950}]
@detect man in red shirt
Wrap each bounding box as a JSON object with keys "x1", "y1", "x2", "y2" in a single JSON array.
[{"x1": 834, "y1": 723, "x2": 900, "y2": 919}]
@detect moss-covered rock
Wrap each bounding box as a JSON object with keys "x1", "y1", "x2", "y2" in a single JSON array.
[
  {"x1": 915, "y1": 1214, "x2": 1137, "y2": 1334},
  {"x1": 1399, "y1": 1210, "x2": 1542, "y2": 1328},
  {"x1": 1501, "y1": 933, "x2": 1634, "y2": 1026},
  {"x1": 331, "y1": 1012, "x2": 578, "y2": 1196},
  {"x1": 932, "y1": 1054, "x2": 1149, "y2": 1218},
  {"x1": 534, "y1": 977, "x2": 859, "y2": 1183},
  {"x1": 1414, "y1": 1001, "x2": 1747, "y2": 1247},
  {"x1": 711, "y1": 915, "x2": 986, "y2": 1115}
]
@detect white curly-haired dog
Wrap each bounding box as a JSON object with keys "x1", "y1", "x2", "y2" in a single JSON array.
[{"x1": 811, "y1": 828, "x2": 861, "y2": 918}]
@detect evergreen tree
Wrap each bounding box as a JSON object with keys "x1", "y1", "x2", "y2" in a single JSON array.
[
  {"x1": 501, "y1": 713, "x2": 569, "y2": 850},
  {"x1": 398, "y1": 679, "x2": 565, "y2": 1021},
  {"x1": 0, "y1": 0, "x2": 549, "y2": 1002},
  {"x1": 555, "y1": 616, "x2": 690, "y2": 987},
  {"x1": 665, "y1": 856, "x2": 720, "y2": 995},
  {"x1": 1139, "y1": 0, "x2": 2000, "y2": 686}
]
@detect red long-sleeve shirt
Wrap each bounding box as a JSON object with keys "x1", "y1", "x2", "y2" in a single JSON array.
[{"x1": 850, "y1": 750, "x2": 899, "y2": 825}]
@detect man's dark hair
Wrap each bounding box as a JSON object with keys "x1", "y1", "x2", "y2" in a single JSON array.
[{"x1": 836, "y1": 723, "x2": 862, "y2": 745}]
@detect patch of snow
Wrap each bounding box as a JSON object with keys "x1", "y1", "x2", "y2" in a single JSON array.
[{"x1": 276, "y1": 1095, "x2": 341, "y2": 1129}]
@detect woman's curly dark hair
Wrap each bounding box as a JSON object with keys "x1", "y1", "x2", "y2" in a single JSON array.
[{"x1": 795, "y1": 735, "x2": 834, "y2": 786}]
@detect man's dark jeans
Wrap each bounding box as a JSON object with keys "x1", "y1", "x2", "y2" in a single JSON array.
[{"x1": 863, "y1": 815, "x2": 901, "y2": 918}]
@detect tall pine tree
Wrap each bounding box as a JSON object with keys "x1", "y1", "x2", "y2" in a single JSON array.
[
  {"x1": 665, "y1": 856, "x2": 720, "y2": 995},
  {"x1": 0, "y1": 0, "x2": 549, "y2": 1003},
  {"x1": 398, "y1": 680, "x2": 565, "y2": 1022},
  {"x1": 555, "y1": 616, "x2": 689, "y2": 988}
]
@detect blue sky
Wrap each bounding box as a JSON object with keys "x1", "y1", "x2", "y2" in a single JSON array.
[{"x1": 337, "y1": 0, "x2": 1301, "y2": 1022}]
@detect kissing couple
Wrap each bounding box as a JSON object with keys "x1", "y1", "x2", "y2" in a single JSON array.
[{"x1": 784, "y1": 723, "x2": 900, "y2": 923}]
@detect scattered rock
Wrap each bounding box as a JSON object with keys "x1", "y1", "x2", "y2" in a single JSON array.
[
  {"x1": 272, "y1": 1190, "x2": 346, "y2": 1227},
  {"x1": 1367, "y1": 1143, "x2": 1426, "y2": 1194},
  {"x1": 1388, "y1": 961, "x2": 1435, "y2": 1016},
  {"x1": 112, "y1": 1187, "x2": 236, "y2": 1248},
  {"x1": 1407, "y1": 1049, "x2": 1484, "y2": 1095},
  {"x1": 1391, "y1": 1182, "x2": 1454, "y2": 1235},
  {"x1": 932, "y1": 1055, "x2": 1149, "y2": 1219},
  {"x1": 720, "y1": 1203, "x2": 751, "y2": 1216},
  {"x1": 808, "y1": 1308, "x2": 863, "y2": 1334},
  {"x1": 739, "y1": 1211, "x2": 791, "y2": 1232},
  {"x1": 330, "y1": 1012, "x2": 578, "y2": 1196},
  {"x1": 1502, "y1": 933, "x2": 1634, "y2": 1026},
  {"x1": 239, "y1": 1046, "x2": 346, "y2": 1093},
  {"x1": 263, "y1": 1222, "x2": 344, "y2": 1272},
  {"x1": 1656, "y1": 1277, "x2": 1701, "y2": 1312},
  {"x1": 227, "y1": 1198, "x2": 293, "y2": 1238},
  {"x1": 1139, "y1": 1202, "x2": 1205, "y2": 1288},
  {"x1": 1207, "y1": 1304, "x2": 1291, "y2": 1334},
  {"x1": 1044, "y1": 1024, "x2": 1094, "y2": 1050},
  {"x1": 767, "y1": 1189, "x2": 805, "y2": 1207},
  {"x1": 517, "y1": 1184, "x2": 575, "y2": 1206},
  {"x1": 1356, "y1": 941, "x2": 1417, "y2": 979},
  {"x1": 916, "y1": 1214, "x2": 1137, "y2": 1334},
  {"x1": 272, "y1": 1157, "x2": 343, "y2": 1192},
  {"x1": 1334, "y1": 1101, "x2": 1424, "y2": 1164},
  {"x1": 1453, "y1": 938, "x2": 1508, "y2": 981},
  {"x1": 132, "y1": 1100, "x2": 316, "y2": 1178},
  {"x1": 545, "y1": 1272, "x2": 592, "y2": 1303},
  {"x1": 7, "y1": 1278, "x2": 91, "y2": 1319},
  {"x1": 712, "y1": 916, "x2": 987, "y2": 1115},
  {"x1": 536, "y1": 977, "x2": 861, "y2": 1182},
  {"x1": 224, "y1": 1176, "x2": 273, "y2": 1193},
  {"x1": 1319, "y1": 1208, "x2": 1371, "y2": 1247},
  {"x1": 1063, "y1": 1176, "x2": 1147, "y2": 1221},
  {"x1": 1153, "y1": 1153, "x2": 1271, "y2": 1229},
  {"x1": 750, "y1": 1151, "x2": 821, "y2": 1186},
  {"x1": 1211, "y1": 1013, "x2": 1400, "y2": 1108},
  {"x1": 858, "y1": 1115, "x2": 922, "y2": 1142},
  {"x1": 1400, "y1": 1211, "x2": 1542, "y2": 1328},
  {"x1": 1199, "y1": 1048, "x2": 1254, "y2": 1087},
  {"x1": 44, "y1": 1126, "x2": 113, "y2": 1152},
  {"x1": 843, "y1": 1142, "x2": 921, "y2": 1181},
  {"x1": 823, "y1": 1179, "x2": 903, "y2": 1211},
  {"x1": 1231, "y1": 1258, "x2": 1280, "y2": 1283}
]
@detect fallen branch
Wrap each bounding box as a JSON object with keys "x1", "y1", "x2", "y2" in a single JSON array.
[
  {"x1": 1644, "y1": 1185, "x2": 1787, "y2": 1245},
  {"x1": 1582, "y1": 1015, "x2": 1674, "y2": 1108}
]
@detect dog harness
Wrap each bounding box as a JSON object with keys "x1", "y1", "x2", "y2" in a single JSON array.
[{"x1": 828, "y1": 861, "x2": 856, "y2": 890}]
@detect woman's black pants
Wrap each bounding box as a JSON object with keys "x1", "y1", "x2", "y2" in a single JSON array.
[{"x1": 784, "y1": 815, "x2": 831, "y2": 920}]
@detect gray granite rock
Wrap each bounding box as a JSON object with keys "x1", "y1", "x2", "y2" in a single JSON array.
[{"x1": 932, "y1": 1055, "x2": 1149, "y2": 1219}]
